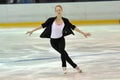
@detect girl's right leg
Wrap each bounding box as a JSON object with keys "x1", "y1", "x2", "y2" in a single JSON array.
[
  {"x1": 50, "y1": 38, "x2": 67, "y2": 67},
  {"x1": 50, "y1": 38, "x2": 82, "y2": 73},
  {"x1": 50, "y1": 38, "x2": 67, "y2": 74}
]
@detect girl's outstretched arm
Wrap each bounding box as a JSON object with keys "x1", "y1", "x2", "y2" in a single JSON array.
[
  {"x1": 74, "y1": 27, "x2": 91, "y2": 38},
  {"x1": 26, "y1": 26, "x2": 42, "y2": 36}
]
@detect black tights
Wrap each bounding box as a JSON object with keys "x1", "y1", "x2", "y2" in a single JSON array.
[{"x1": 50, "y1": 37, "x2": 77, "y2": 68}]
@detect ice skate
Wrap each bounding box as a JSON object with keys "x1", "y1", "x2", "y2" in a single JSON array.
[
  {"x1": 62, "y1": 67, "x2": 67, "y2": 74},
  {"x1": 75, "y1": 66, "x2": 82, "y2": 73}
]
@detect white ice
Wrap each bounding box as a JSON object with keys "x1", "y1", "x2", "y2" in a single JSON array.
[{"x1": 0, "y1": 25, "x2": 120, "y2": 80}]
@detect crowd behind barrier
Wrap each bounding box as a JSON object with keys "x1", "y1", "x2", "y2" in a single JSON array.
[{"x1": 0, "y1": 0, "x2": 118, "y2": 4}]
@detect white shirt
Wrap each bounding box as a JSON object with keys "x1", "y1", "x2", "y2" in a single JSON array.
[{"x1": 51, "y1": 21, "x2": 65, "y2": 39}]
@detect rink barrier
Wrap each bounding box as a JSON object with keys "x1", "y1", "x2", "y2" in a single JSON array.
[{"x1": 0, "y1": 19, "x2": 119, "y2": 28}]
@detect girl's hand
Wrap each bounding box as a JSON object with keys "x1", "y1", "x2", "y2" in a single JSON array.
[
  {"x1": 83, "y1": 32, "x2": 91, "y2": 38},
  {"x1": 26, "y1": 31, "x2": 33, "y2": 36}
]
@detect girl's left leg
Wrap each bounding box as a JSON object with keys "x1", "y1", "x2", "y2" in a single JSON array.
[{"x1": 58, "y1": 37, "x2": 82, "y2": 73}]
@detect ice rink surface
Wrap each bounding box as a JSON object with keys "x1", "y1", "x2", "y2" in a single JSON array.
[{"x1": 0, "y1": 25, "x2": 120, "y2": 80}]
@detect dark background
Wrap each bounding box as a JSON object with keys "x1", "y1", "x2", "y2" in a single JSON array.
[{"x1": 0, "y1": 0, "x2": 119, "y2": 4}]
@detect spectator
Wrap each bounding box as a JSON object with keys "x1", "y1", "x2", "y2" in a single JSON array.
[
  {"x1": 7, "y1": 0, "x2": 35, "y2": 4},
  {"x1": 0, "y1": 0, "x2": 7, "y2": 4},
  {"x1": 18, "y1": 0, "x2": 35, "y2": 3},
  {"x1": 7, "y1": 0, "x2": 18, "y2": 4}
]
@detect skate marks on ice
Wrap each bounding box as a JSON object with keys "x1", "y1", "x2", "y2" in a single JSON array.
[
  {"x1": 0, "y1": 69, "x2": 84, "y2": 80},
  {"x1": 35, "y1": 71, "x2": 84, "y2": 80},
  {"x1": 0, "y1": 25, "x2": 120, "y2": 80}
]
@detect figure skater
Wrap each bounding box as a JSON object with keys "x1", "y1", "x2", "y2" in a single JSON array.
[{"x1": 26, "y1": 5, "x2": 91, "y2": 74}]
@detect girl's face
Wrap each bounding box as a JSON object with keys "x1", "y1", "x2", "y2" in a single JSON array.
[{"x1": 55, "y1": 6, "x2": 63, "y2": 16}]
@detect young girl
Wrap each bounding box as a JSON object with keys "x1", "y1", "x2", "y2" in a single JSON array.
[{"x1": 26, "y1": 5, "x2": 91, "y2": 74}]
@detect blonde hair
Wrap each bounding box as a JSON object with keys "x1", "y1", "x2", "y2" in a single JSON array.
[{"x1": 55, "y1": 5, "x2": 63, "y2": 10}]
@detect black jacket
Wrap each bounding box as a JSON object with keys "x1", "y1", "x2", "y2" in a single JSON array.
[{"x1": 40, "y1": 17, "x2": 76, "y2": 38}]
